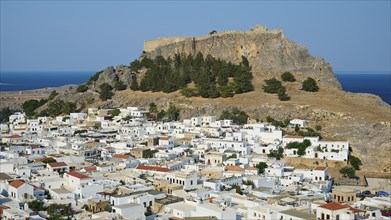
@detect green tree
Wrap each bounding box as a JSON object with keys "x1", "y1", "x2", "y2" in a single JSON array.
[
  {"x1": 232, "y1": 185, "x2": 243, "y2": 195},
  {"x1": 219, "y1": 107, "x2": 248, "y2": 125},
  {"x1": 277, "y1": 88, "x2": 290, "y2": 101},
  {"x1": 44, "y1": 100, "x2": 76, "y2": 116},
  {"x1": 48, "y1": 91, "x2": 58, "y2": 101},
  {"x1": 315, "y1": 125, "x2": 322, "y2": 131},
  {"x1": 180, "y1": 87, "x2": 198, "y2": 97},
  {"x1": 166, "y1": 104, "x2": 180, "y2": 122},
  {"x1": 22, "y1": 99, "x2": 47, "y2": 116},
  {"x1": 263, "y1": 78, "x2": 285, "y2": 94},
  {"x1": 145, "y1": 206, "x2": 153, "y2": 216},
  {"x1": 28, "y1": 200, "x2": 45, "y2": 212},
  {"x1": 255, "y1": 162, "x2": 268, "y2": 174},
  {"x1": 99, "y1": 83, "x2": 114, "y2": 101},
  {"x1": 157, "y1": 110, "x2": 166, "y2": 121},
  {"x1": 268, "y1": 147, "x2": 284, "y2": 160},
  {"x1": 302, "y1": 77, "x2": 319, "y2": 92},
  {"x1": 339, "y1": 166, "x2": 356, "y2": 178},
  {"x1": 349, "y1": 155, "x2": 362, "y2": 170},
  {"x1": 77, "y1": 84, "x2": 88, "y2": 93},
  {"x1": 0, "y1": 107, "x2": 12, "y2": 123},
  {"x1": 209, "y1": 30, "x2": 217, "y2": 35},
  {"x1": 111, "y1": 109, "x2": 121, "y2": 117},
  {"x1": 149, "y1": 102, "x2": 158, "y2": 114},
  {"x1": 130, "y1": 78, "x2": 139, "y2": 91},
  {"x1": 295, "y1": 124, "x2": 300, "y2": 133},
  {"x1": 114, "y1": 81, "x2": 127, "y2": 91},
  {"x1": 281, "y1": 72, "x2": 296, "y2": 82}
]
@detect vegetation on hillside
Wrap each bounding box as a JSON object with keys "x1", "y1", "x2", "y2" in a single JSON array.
[
  {"x1": 286, "y1": 139, "x2": 311, "y2": 156},
  {"x1": 0, "y1": 107, "x2": 12, "y2": 123},
  {"x1": 263, "y1": 78, "x2": 290, "y2": 101},
  {"x1": 130, "y1": 53, "x2": 254, "y2": 98},
  {"x1": 219, "y1": 107, "x2": 249, "y2": 125},
  {"x1": 281, "y1": 72, "x2": 296, "y2": 82},
  {"x1": 302, "y1": 77, "x2": 319, "y2": 92},
  {"x1": 349, "y1": 155, "x2": 362, "y2": 170}
]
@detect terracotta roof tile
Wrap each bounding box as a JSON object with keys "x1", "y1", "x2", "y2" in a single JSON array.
[
  {"x1": 9, "y1": 180, "x2": 25, "y2": 188},
  {"x1": 136, "y1": 165, "x2": 171, "y2": 172},
  {"x1": 84, "y1": 166, "x2": 97, "y2": 172},
  {"x1": 245, "y1": 167, "x2": 258, "y2": 170},
  {"x1": 112, "y1": 154, "x2": 130, "y2": 159},
  {"x1": 67, "y1": 171, "x2": 91, "y2": 179},
  {"x1": 314, "y1": 166, "x2": 328, "y2": 171},
  {"x1": 5, "y1": 134, "x2": 22, "y2": 139},
  {"x1": 48, "y1": 162, "x2": 68, "y2": 167},
  {"x1": 225, "y1": 165, "x2": 245, "y2": 172},
  {"x1": 318, "y1": 202, "x2": 348, "y2": 211}
]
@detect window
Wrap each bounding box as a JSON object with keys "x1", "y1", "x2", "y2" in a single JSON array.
[{"x1": 149, "y1": 201, "x2": 152, "y2": 206}]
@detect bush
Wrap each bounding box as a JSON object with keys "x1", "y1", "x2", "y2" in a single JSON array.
[
  {"x1": 0, "y1": 107, "x2": 12, "y2": 123},
  {"x1": 111, "y1": 109, "x2": 121, "y2": 117},
  {"x1": 77, "y1": 84, "x2": 88, "y2": 93},
  {"x1": 48, "y1": 91, "x2": 58, "y2": 101},
  {"x1": 278, "y1": 89, "x2": 290, "y2": 101},
  {"x1": 281, "y1": 72, "x2": 296, "y2": 82},
  {"x1": 180, "y1": 87, "x2": 199, "y2": 97},
  {"x1": 99, "y1": 83, "x2": 114, "y2": 101},
  {"x1": 114, "y1": 81, "x2": 127, "y2": 91},
  {"x1": 263, "y1": 78, "x2": 284, "y2": 94},
  {"x1": 86, "y1": 71, "x2": 103, "y2": 85},
  {"x1": 130, "y1": 79, "x2": 139, "y2": 91},
  {"x1": 268, "y1": 147, "x2": 284, "y2": 160},
  {"x1": 22, "y1": 99, "x2": 47, "y2": 116},
  {"x1": 339, "y1": 166, "x2": 356, "y2": 178},
  {"x1": 43, "y1": 100, "x2": 76, "y2": 116},
  {"x1": 349, "y1": 155, "x2": 362, "y2": 170},
  {"x1": 302, "y1": 77, "x2": 319, "y2": 92},
  {"x1": 255, "y1": 162, "x2": 268, "y2": 174},
  {"x1": 219, "y1": 107, "x2": 248, "y2": 125}
]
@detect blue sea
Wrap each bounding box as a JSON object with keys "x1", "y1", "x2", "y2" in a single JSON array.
[
  {"x1": 334, "y1": 71, "x2": 391, "y2": 105},
  {"x1": 0, "y1": 71, "x2": 390, "y2": 105},
  {"x1": 0, "y1": 71, "x2": 92, "y2": 91}
]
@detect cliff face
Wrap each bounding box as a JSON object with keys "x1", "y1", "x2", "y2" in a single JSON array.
[{"x1": 141, "y1": 25, "x2": 341, "y2": 89}]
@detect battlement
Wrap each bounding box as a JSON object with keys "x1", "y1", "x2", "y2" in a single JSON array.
[{"x1": 143, "y1": 25, "x2": 282, "y2": 52}]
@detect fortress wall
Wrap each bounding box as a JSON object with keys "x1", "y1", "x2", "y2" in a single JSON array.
[{"x1": 143, "y1": 27, "x2": 282, "y2": 52}]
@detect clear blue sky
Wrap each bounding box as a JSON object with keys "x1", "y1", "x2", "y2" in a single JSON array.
[{"x1": 1, "y1": 1, "x2": 390, "y2": 72}]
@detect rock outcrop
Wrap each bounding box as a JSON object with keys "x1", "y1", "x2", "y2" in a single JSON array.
[{"x1": 141, "y1": 25, "x2": 341, "y2": 89}]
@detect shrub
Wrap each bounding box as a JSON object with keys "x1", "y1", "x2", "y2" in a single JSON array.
[
  {"x1": 77, "y1": 84, "x2": 88, "y2": 93},
  {"x1": 256, "y1": 162, "x2": 268, "y2": 174},
  {"x1": 349, "y1": 155, "x2": 362, "y2": 170},
  {"x1": 48, "y1": 91, "x2": 58, "y2": 101},
  {"x1": 302, "y1": 77, "x2": 319, "y2": 92},
  {"x1": 263, "y1": 78, "x2": 284, "y2": 94},
  {"x1": 219, "y1": 107, "x2": 248, "y2": 125},
  {"x1": 281, "y1": 72, "x2": 296, "y2": 82},
  {"x1": 114, "y1": 81, "x2": 127, "y2": 91},
  {"x1": 339, "y1": 166, "x2": 356, "y2": 178},
  {"x1": 180, "y1": 87, "x2": 199, "y2": 97},
  {"x1": 99, "y1": 83, "x2": 114, "y2": 101}
]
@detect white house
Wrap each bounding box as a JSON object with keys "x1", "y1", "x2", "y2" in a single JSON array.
[
  {"x1": 112, "y1": 203, "x2": 145, "y2": 220},
  {"x1": 316, "y1": 202, "x2": 354, "y2": 220},
  {"x1": 8, "y1": 179, "x2": 34, "y2": 201},
  {"x1": 290, "y1": 119, "x2": 309, "y2": 128}
]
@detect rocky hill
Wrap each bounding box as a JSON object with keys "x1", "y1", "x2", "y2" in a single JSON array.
[{"x1": 141, "y1": 25, "x2": 341, "y2": 89}]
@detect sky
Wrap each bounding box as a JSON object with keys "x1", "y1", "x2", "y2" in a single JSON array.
[{"x1": 0, "y1": 1, "x2": 390, "y2": 72}]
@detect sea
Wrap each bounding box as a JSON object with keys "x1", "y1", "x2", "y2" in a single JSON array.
[{"x1": 0, "y1": 71, "x2": 390, "y2": 105}]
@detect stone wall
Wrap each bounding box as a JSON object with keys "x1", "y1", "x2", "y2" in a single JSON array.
[{"x1": 143, "y1": 25, "x2": 282, "y2": 53}]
